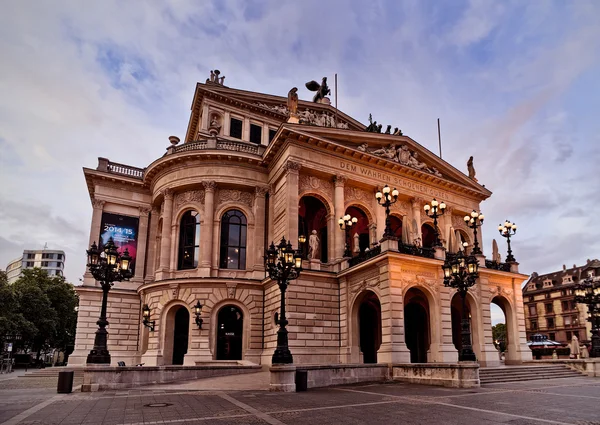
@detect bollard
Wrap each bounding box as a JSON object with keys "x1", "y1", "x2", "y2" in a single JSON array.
[{"x1": 57, "y1": 371, "x2": 74, "y2": 393}]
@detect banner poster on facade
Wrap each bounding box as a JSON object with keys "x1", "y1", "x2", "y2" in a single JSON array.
[{"x1": 99, "y1": 212, "x2": 139, "y2": 276}]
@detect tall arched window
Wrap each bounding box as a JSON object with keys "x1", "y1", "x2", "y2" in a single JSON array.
[
  {"x1": 178, "y1": 211, "x2": 200, "y2": 270},
  {"x1": 220, "y1": 209, "x2": 247, "y2": 269}
]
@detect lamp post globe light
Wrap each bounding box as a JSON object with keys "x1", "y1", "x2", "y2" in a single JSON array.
[
  {"x1": 442, "y1": 246, "x2": 479, "y2": 361},
  {"x1": 338, "y1": 214, "x2": 358, "y2": 257},
  {"x1": 424, "y1": 198, "x2": 446, "y2": 247},
  {"x1": 498, "y1": 220, "x2": 517, "y2": 262},
  {"x1": 574, "y1": 277, "x2": 600, "y2": 358},
  {"x1": 265, "y1": 237, "x2": 303, "y2": 364},
  {"x1": 375, "y1": 184, "x2": 400, "y2": 241},
  {"x1": 464, "y1": 210, "x2": 484, "y2": 255},
  {"x1": 85, "y1": 237, "x2": 132, "y2": 364}
]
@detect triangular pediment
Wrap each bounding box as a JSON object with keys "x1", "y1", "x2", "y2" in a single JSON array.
[{"x1": 270, "y1": 124, "x2": 491, "y2": 198}]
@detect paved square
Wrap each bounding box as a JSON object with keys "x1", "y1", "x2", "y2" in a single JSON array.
[{"x1": 1, "y1": 376, "x2": 599, "y2": 425}]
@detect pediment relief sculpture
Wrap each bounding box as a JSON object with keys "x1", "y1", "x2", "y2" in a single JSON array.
[
  {"x1": 357, "y1": 143, "x2": 443, "y2": 178},
  {"x1": 344, "y1": 186, "x2": 372, "y2": 204},
  {"x1": 299, "y1": 175, "x2": 333, "y2": 194},
  {"x1": 254, "y1": 101, "x2": 350, "y2": 129}
]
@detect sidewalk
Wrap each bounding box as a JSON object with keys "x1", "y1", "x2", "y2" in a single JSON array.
[
  {"x1": 0, "y1": 370, "x2": 26, "y2": 381},
  {"x1": 144, "y1": 370, "x2": 270, "y2": 391}
]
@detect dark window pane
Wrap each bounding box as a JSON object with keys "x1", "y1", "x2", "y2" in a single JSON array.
[
  {"x1": 230, "y1": 118, "x2": 243, "y2": 139},
  {"x1": 269, "y1": 129, "x2": 277, "y2": 142},
  {"x1": 178, "y1": 210, "x2": 200, "y2": 270},
  {"x1": 220, "y1": 209, "x2": 247, "y2": 270},
  {"x1": 250, "y1": 124, "x2": 262, "y2": 144},
  {"x1": 229, "y1": 225, "x2": 240, "y2": 245}
]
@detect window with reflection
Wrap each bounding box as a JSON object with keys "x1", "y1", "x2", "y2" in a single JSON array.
[
  {"x1": 220, "y1": 209, "x2": 247, "y2": 269},
  {"x1": 178, "y1": 210, "x2": 200, "y2": 270}
]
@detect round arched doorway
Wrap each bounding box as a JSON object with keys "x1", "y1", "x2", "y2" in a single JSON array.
[
  {"x1": 298, "y1": 196, "x2": 328, "y2": 262},
  {"x1": 404, "y1": 288, "x2": 430, "y2": 363},
  {"x1": 345, "y1": 206, "x2": 370, "y2": 254},
  {"x1": 451, "y1": 292, "x2": 480, "y2": 360},
  {"x1": 216, "y1": 305, "x2": 244, "y2": 360},
  {"x1": 172, "y1": 306, "x2": 189, "y2": 365},
  {"x1": 356, "y1": 291, "x2": 382, "y2": 363}
]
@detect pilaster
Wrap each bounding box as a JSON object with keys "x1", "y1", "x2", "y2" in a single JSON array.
[
  {"x1": 132, "y1": 206, "x2": 151, "y2": 284},
  {"x1": 253, "y1": 186, "x2": 268, "y2": 271},
  {"x1": 200, "y1": 181, "x2": 216, "y2": 276},
  {"x1": 156, "y1": 189, "x2": 173, "y2": 280},
  {"x1": 144, "y1": 206, "x2": 160, "y2": 283},
  {"x1": 84, "y1": 198, "x2": 105, "y2": 285},
  {"x1": 284, "y1": 161, "x2": 301, "y2": 244},
  {"x1": 333, "y1": 175, "x2": 347, "y2": 261},
  {"x1": 411, "y1": 198, "x2": 423, "y2": 244}
]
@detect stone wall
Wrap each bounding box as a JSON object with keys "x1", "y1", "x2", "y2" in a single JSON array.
[
  {"x1": 70, "y1": 287, "x2": 141, "y2": 366},
  {"x1": 392, "y1": 363, "x2": 480, "y2": 388}
]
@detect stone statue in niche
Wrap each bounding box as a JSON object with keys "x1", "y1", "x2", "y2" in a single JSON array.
[
  {"x1": 467, "y1": 156, "x2": 477, "y2": 181},
  {"x1": 353, "y1": 232, "x2": 360, "y2": 254},
  {"x1": 287, "y1": 87, "x2": 299, "y2": 116},
  {"x1": 305, "y1": 77, "x2": 331, "y2": 103},
  {"x1": 308, "y1": 230, "x2": 320, "y2": 260}
]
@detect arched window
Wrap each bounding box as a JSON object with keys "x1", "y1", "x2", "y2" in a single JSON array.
[
  {"x1": 178, "y1": 211, "x2": 200, "y2": 270},
  {"x1": 220, "y1": 209, "x2": 247, "y2": 269}
]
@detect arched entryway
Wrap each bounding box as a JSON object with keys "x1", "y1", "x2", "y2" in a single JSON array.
[
  {"x1": 345, "y1": 206, "x2": 370, "y2": 254},
  {"x1": 216, "y1": 305, "x2": 244, "y2": 360},
  {"x1": 404, "y1": 288, "x2": 430, "y2": 363},
  {"x1": 298, "y1": 196, "x2": 328, "y2": 262},
  {"x1": 354, "y1": 291, "x2": 382, "y2": 363},
  {"x1": 389, "y1": 215, "x2": 403, "y2": 240},
  {"x1": 172, "y1": 306, "x2": 189, "y2": 365},
  {"x1": 491, "y1": 295, "x2": 516, "y2": 363},
  {"x1": 421, "y1": 223, "x2": 436, "y2": 248},
  {"x1": 451, "y1": 292, "x2": 480, "y2": 360}
]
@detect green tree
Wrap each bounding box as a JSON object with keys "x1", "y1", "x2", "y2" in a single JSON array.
[
  {"x1": 11, "y1": 269, "x2": 79, "y2": 360},
  {"x1": 492, "y1": 323, "x2": 507, "y2": 352}
]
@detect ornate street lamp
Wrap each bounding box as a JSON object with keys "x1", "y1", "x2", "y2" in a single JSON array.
[
  {"x1": 498, "y1": 220, "x2": 517, "y2": 262},
  {"x1": 375, "y1": 184, "x2": 400, "y2": 240},
  {"x1": 85, "y1": 237, "x2": 132, "y2": 364},
  {"x1": 464, "y1": 210, "x2": 484, "y2": 255},
  {"x1": 142, "y1": 304, "x2": 155, "y2": 332},
  {"x1": 424, "y1": 198, "x2": 446, "y2": 247},
  {"x1": 194, "y1": 301, "x2": 204, "y2": 329},
  {"x1": 265, "y1": 237, "x2": 303, "y2": 364},
  {"x1": 574, "y1": 277, "x2": 600, "y2": 358},
  {"x1": 338, "y1": 214, "x2": 358, "y2": 257},
  {"x1": 442, "y1": 247, "x2": 479, "y2": 361}
]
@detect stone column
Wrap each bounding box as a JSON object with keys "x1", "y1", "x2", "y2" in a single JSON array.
[
  {"x1": 83, "y1": 198, "x2": 105, "y2": 285},
  {"x1": 411, "y1": 198, "x2": 423, "y2": 244},
  {"x1": 199, "y1": 181, "x2": 216, "y2": 277},
  {"x1": 157, "y1": 189, "x2": 173, "y2": 280},
  {"x1": 375, "y1": 201, "x2": 386, "y2": 242},
  {"x1": 133, "y1": 207, "x2": 151, "y2": 283},
  {"x1": 144, "y1": 206, "x2": 160, "y2": 282},
  {"x1": 267, "y1": 185, "x2": 274, "y2": 246},
  {"x1": 333, "y1": 175, "x2": 346, "y2": 260},
  {"x1": 284, "y1": 161, "x2": 301, "y2": 244},
  {"x1": 254, "y1": 186, "x2": 268, "y2": 272}
]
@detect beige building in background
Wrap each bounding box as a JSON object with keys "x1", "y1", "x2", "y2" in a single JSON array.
[
  {"x1": 70, "y1": 73, "x2": 532, "y2": 367},
  {"x1": 5, "y1": 248, "x2": 66, "y2": 283},
  {"x1": 522, "y1": 260, "x2": 597, "y2": 344}
]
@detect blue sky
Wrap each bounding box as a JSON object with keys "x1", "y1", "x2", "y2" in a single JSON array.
[{"x1": 1, "y1": 0, "x2": 599, "y2": 323}]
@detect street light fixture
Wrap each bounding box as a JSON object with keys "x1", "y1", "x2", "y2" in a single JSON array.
[
  {"x1": 375, "y1": 184, "x2": 400, "y2": 241},
  {"x1": 442, "y1": 246, "x2": 479, "y2": 361},
  {"x1": 338, "y1": 214, "x2": 358, "y2": 257},
  {"x1": 464, "y1": 210, "x2": 484, "y2": 255},
  {"x1": 424, "y1": 198, "x2": 446, "y2": 247},
  {"x1": 498, "y1": 220, "x2": 517, "y2": 262},
  {"x1": 194, "y1": 301, "x2": 204, "y2": 329},
  {"x1": 85, "y1": 237, "x2": 132, "y2": 364},
  {"x1": 142, "y1": 304, "x2": 155, "y2": 332},
  {"x1": 265, "y1": 237, "x2": 303, "y2": 364},
  {"x1": 574, "y1": 277, "x2": 600, "y2": 358}
]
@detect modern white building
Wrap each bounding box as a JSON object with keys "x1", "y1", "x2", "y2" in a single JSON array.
[{"x1": 5, "y1": 249, "x2": 66, "y2": 283}]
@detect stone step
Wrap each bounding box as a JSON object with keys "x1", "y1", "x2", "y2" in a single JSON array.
[
  {"x1": 481, "y1": 373, "x2": 584, "y2": 384},
  {"x1": 480, "y1": 365, "x2": 584, "y2": 384},
  {"x1": 480, "y1": 371, "x2": 582, "y2": 380},
  {"x1": 480, "y1": 368, "x2": 578, "y2": 377},
  {"x1": 23, "y1": 368, "x2": 83, "y2": 378}
]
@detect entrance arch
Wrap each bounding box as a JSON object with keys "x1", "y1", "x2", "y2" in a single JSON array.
[
  {"x1": 404, "y1": 288, "x2": 430, "y2": 363},
  {"x1": 491, "y1": 296, "x2": 517, "y2": 363},
  {"x1": 298, "y1": 196, "x2": 328, "y2": 262},
  {"x1": 345, "y1": 206, "x2": 370, "y2": 254},
  {"x1": 172, "y1": 307, "x2": 190, "y2": 365},
  {"x1": 216, "y1": 305, "x2": 244, "y2": 360},
  {"x1": 421, "y1": 223, "x2": 436, "y2": 248},
  {"x1": 451, "y1": 292, "x2": 481, "y2": 360},
  {"x1": 352, "y1": 291, "x2": 382, "y2": 363},
  {"x1": 389, "y1": 215, "x2": 403, "y2": 240}
]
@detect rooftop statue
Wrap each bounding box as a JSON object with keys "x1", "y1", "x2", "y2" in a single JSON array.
[
  {"x1": 306, "y1": 77, "x2": 331, "y2": 103},
  {"x1": 467, "y1": 156, "x2": 477, "y2": 181},
  {"x1": 287, "y1": 87, "x2": 299, "y2": 119}
]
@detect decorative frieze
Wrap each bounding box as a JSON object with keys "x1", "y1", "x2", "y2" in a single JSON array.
[
  {"x1": 174, "y1": 190, "x2": 205, "y2": 210},
  {"x1": 299, "y1": 175, "x2": 333, "y2": 194},
  {"x1": 344, "y1": 186, "x2": 372, "y2": 205},
  {"x1": 217, "y1": 189, "x2": 254, "y2": 208}
]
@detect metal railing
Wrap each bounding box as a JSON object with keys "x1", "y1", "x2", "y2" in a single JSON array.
[
  {"x1": 398, "y1": 241, "x2": 435, "y2": 259},
  {"x1": 348, "y1": 245, "x2": 382, "y2": 267},
  {"x1": 485, "y1": 260, "x2": 512, "y2": 272}
]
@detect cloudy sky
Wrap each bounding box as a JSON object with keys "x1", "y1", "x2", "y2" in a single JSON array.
[{"x1": 1, "y1": 1, "x2": 599, "y2": 323}]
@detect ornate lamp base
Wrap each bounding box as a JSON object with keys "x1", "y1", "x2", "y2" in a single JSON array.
[
  {"x1": 86, "y1": 350, "x2": 111, "y2": 365},
  {"x1": 272, "y1": 348, "x2": 294, "y2": 364}
]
